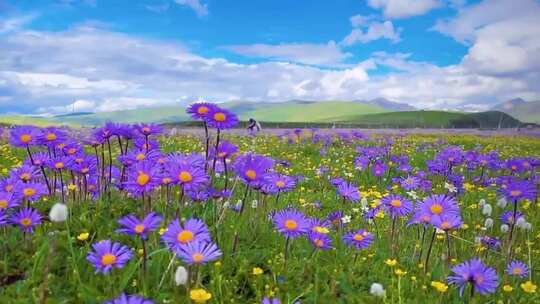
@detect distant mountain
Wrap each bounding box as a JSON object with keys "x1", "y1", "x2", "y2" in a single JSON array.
[
  {"x1": 491, "y1": 98, "x2": 540, "y2": 124},
  {"x1": 356, "y1": 98, "x2": 416, "y2": 111}
]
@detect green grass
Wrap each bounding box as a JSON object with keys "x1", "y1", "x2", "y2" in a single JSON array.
[{"x1": 0, "y1": 131, "x2": 539, "y2": 303}]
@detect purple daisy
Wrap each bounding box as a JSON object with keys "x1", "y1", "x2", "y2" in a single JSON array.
[
  {"x1": 500, "y1": 210, "x2": 524, "y2": 225},
  {"x1": 117, "y1": 212, "x2": 163, "y2": 240},
  {"x1": 211, "y1": 140, "x2": 238, "y2": 159},
  {"x1": 175, "y1": 241, "x2": 222, "y2": 265},
  {"x1": 272, "y1": 208, "x2": 310, "y2": 238},
  {"x1": 233, "y1": 153, "x2": 275, "y2": 187},
  {"x1": 431, "y1": 214, "x2": 463, "y2": 231},
  {"x1": 186, "y1": 102, "x2": 217, "y2": 120},
  {"x1": 308, "y1": 232, "x2": 332, "y2": 250},
  {"x1": 419, "y1": 194, "x2": 460, "y2": 223},
  {"x1": 381, "y1": 194, "x2": 413, "y2": 218},
  {"x1": 86, "y1": 240, "x2": 133, "y2": 274},
  {"x1": 169, "y1": 163, "x2": 208, "y2": 191},
  {"x1": 506, "y1": 260, "x2": 529, "y2": 278},
  {"x1": 343, "y1": 229, "x2": 374, "y2": 249},
  {"x1": 12, "y1": 164, "x2": 40, "y2": 182},
  {"x1": 135, "y1": 123, "x2": 163, "y2": 137},
  {"x1": 499, "y1": 178, "x2": 537, "y2": 202},
  {"x1": 15, "y1": 182, "x2": 48, "y2": 202},
  {"x1": 38, "y1": 127, "x2": 67, "y2": 146},
  {"x1": 447, "y1": 258, "x2": 499, "y2": 296},
  {"x1": 9, "y1": 125, "x2": 39, "y2": 147},
  {"x1": 262, "y1": 297, "x2": 281, "y2": 304},
  {"x1": 261, "y1": 173, "x2": 296, "y2": 194},
  {"x1": 0, "y1": 192, "x2": 20, "y2": 210},
  {"x1": 337, "y1": 182, "x2": 360, "y2": 202},
  {"x1": 0, "y1": 209, "x2": 8, "y2": 226},
  {"x1": 161, "y1": 218, "x2": 211, "y2": 251},
  {"x1": 104, "y1": 293, "x2": 154, "y2": 304},
  {"x1": 204, "y1": 107, "x2": 239, "y2": 129},
  {"x1": 124, "y1": 161, "x2": 161, "y2": 196},
  {"x1": 10, "y1": 207, "x2": 42, "y2": 233}
]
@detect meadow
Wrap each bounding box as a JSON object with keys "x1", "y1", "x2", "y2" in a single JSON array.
[{"x1": 0, "y1": 103, "x2": 539, "y2": 303}]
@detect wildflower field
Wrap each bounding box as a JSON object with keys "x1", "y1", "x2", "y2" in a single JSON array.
[{"x1": 0, "y1": 103, "x2": 539, "y2": 304}]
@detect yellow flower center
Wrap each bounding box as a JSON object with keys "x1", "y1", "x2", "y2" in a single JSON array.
[
  {"x1": 20, "y1": 217, "x2": 32, "y2": 226},
  {"x1": 136, "y1": 153, "x2": 146, "y2": 160},
  {"x1": 510, "y1": 190, "x2": 522, "y2": 197},
  {"x1": 55, "y1": 162, "x2": 65, "y2": 169},
  {"x1": 177, "y1": 230, "x2": 194, "y2": 243},
  {"x1": 197, "y1": 106, "x2": 209, "y2": 114},
  {"x1": 512, "y1": 267, "x2": 523, "y2": 275},
  {"x1": 179, "y1": 171, "x2": 193, "y2": 182},
  {"x1": 137, "y1": 172, "x2": 150, "y2": 186},
  {"x1": 390, "y1": 199, "x2": 402, "y2": 207},
  {"x1": 245, "y1": 169, "x2": 257, "y2": 180},
  {"x1": 284, "y1": 219, "x2": 298, "y2": 230},
  {"x1": 192, "y1": 253, "x2": 204, "y2": 263},
  {"x1": 313, "y1": 226, "x2": 329, "y2": 234},
  {"x1": 23, "y1": 187, "x2": 36, "y2": 197},
  {"x1": 134, "y1": 224, "x2": 145, "y2": 233},
  {"x1": 430, "y1": 203, "x2": 443, "y2": 214},
  {"x1": 213, "y1": 112, "x2": 226, "y2": 122},
  {"x1": 20, "y1": 173, "x2": 31, "y2": 180},
  {"x1": 20, "y1": 134, "x2": 32, "y2": 143},
  {"x1": 101, "y1": 253, "x2": 117, "y2": 266},
  {"x1": 162, "y1": 177, "x2": 172, "y2": 184},
  {"x1": 68, "y1": 148, "x2": 77, "y2": 154},
  {"x1": 314, "y1": 238, "x2": 324, "y2": 247},
  {"x1": 276, "y1": 180, "x2": 285, "y2": 187},
  {"x1": 353, "y1": 233, "x2": 364, "y2": 241},
  {"x1": 0, "y1": 200, "x2": 7, "y2": 208},
  {"x1": 142, "y1": 127, "x2": 150, "y2": 133},
  {"x1": 440, "y1": 221, "x2": 451, "y2": 230},
  {"x1": 46, "y1": 133, "x2": 57, "y2": 141}
]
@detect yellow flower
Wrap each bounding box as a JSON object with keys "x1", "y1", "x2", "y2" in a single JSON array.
[
  {"x1": 67, "y1": 183, "x2": 77, "y2": 190},
  {"x1": 431, "y1": 281, "x2": 448, "y2": 293},
  {"x1": 214, "y1": 261, "x2": 222, "y2": 267},
  {"x1": 503, "y1": 285, "x2": 513, "y2": 292},
  {"x1": 521, "y1": 281, "x2": 537, "y2": 293},
  {"x1": 158, "y1": 227, "x2": 167, "y2": 235},
  {"x1": 77, "y1": 232, "x2": 89, "y2": 241},
  {"x1": 411, "y1": 276, "x2": 416, "y2": 281},
  {"x1": 394, "y1": 269, "x2": 407, "y2": 276},
  {"x1": 190, "y1": 288, "x2": 212, "y2": 303},
  {"x1": 253, "y1": 267, "x2": 264, "y2": 275},
  {"x1": 384, "y1": 259, "x2": 398, "y2": 266}
]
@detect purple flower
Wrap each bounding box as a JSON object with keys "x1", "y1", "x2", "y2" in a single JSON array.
[
  {"x1": 169, "y1": 163, "x2": 208, "y2": 191},
  {"x1": 381, "y1": 194, "x2": 413, "y2": 218},
  {"x1": 371, "y1": 160, "x2": 386, "y2": 177},
  {"x1": 399, "y1": 176, "x2": 421, "y2": 191},
  {"x1": 86, "y1": 240, "x2": 133, "y2": 274},
  {"x1": 233, "y1": 153, "x2": 275, "y2": 187},
  {"x1": 431, "y1": 214, "x2": 463, "y2": 231},
  {"x1": 326, "y1": 210, "x2": 344, "y2": 227},
  {"x1": 124, "y1": 161, "x2": 161, "y2": 196},
  {"x1": 418, "y1": 194, "x2": 460, "y2": 224},
  {"x1": 175, "y1": 241, "x2": 222, "y2": 265},
  {"x1": 9, "y1": 125, "x2": 39, "y2": 147},
  {"x1": 506, "y1": 260, "x2": 529, "y2": 278},
  {"x1": 0, "y1": 210, "x2": 8, "y2": 226},
  {"x1": 262, "y1": 173, "x2": 296, "y2": 194},
  {"x1": 337, "y1": 182, "x2": 360, "y2": 202},
  {"x1": 104, "y1": 293, "x2": 154, "y2": 304},
  {"x1": 262, "y1": 297, "x2": 281, "y2": 304},
  {"x1": 204, "y1": 107, "x2": 239, "y2": 129},
  {"x1": 38, "y1": 127, "x2": 67, "y2": 146},
  {"x1": 135, "y1": 123, "x2": 163, "y2": 137},
  {"x1": 499, "y1": 178, "x2": 537, "y2": 202},
  {"x1": 15, "y1": 182, "x2": 48, "y2": 201},
  {"x1": 447, "y1": 258, "x2": 499, "y2": 296},
  {"x1": 46, "y1": 156, "x2": 74, "y2": 171},
  {"x1": 187, "y1": 102, "x2": 217, "y2": 120},
  {"x1": 500, "y1": 210, "x2": 524, "y2": 225},
  {"x1": 117, "y1": 212, "x2": 163, "y2": 240},
  {"x1": 161, "y1": 218, "x2": 211, "y2": 251},
  {"x1": 0, "y1": 192, "x2": 19, "y2": 210},
  {"x1": 343, "y1": 229, "x2": 374, "y2": 249},
  {"x1": 272, "y1": 208, "x2": 310, "y2": 238},
  {"x1": 10, "y1": 207, "x2": 42, "y2": 233},
  {"x1": 308, "y1": 232, "x2": 332, "y2": 250}
]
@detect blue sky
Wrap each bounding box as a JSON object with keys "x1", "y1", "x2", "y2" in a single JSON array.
[{"x1": 0, "y1": 0, "x2": 539, "y2": 114}]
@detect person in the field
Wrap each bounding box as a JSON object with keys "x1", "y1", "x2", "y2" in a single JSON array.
[{"x1": 247, "y1": 118, "x2": 261, "y2": 135}]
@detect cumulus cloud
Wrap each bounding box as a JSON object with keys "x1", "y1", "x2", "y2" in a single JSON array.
[
  {"x1": 367, "y1": 0, "x2": 442, "y2": 19},
  {"x1": 174, "y1": 0, "x2": 208, "y2": 17},
  {"x1": 224, "y1": 41, "x2": 352, "y2": 66},
  {"x1": 342, "y1": 21, "x2": 401, "y2": 45}
]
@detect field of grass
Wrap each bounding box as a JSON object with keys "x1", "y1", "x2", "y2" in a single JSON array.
[{"x1": 0, "y1": 122, "x2": 539, "y2": 303}]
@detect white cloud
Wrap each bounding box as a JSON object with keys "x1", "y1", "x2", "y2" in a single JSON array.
[
  {"x1": 349, "y1": 14, "x2": 377, "y2": 27},
  {"x1": 367, "y1": 0, "x2": 442, "y2": 18},
  {"x1": 174, "y1": 0, "x2": 208, "y2": 17},
  {"x1": 434, "y1": 0, "x2": 540, "y2": 76},
  {"x1": 0, "y1": 14, "x2": 37, "y2": 34},
  {"x1": 342, "y1": 21, "x2": 401, "y2": 45},
  {"x1": 224, "y1": 41, "x2": 352, "y2": 66}
]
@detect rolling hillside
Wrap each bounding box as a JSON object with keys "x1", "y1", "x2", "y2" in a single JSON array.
[{"x1": 492, "y1": 99, "x2": 540, "y2": 124}]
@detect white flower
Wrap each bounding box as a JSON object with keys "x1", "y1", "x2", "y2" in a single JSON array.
[
  {"x1": 497, "y1": 197, "x2": 508, "y2": 208},
  {"x1": 251, "y1": 200, "x2": 258, "y2": 208},
  {"x1": 516, "y1": 217, "x2": 527, "y2": 229},
  {"x1": 481, "y1": 204, "x2": 492, "y2": 217},
  {"x1": 444, "y1": 182, "x2": 457, "y2": 193},
  {"x1": 474, "y1": 237, "x2": 482, "y2": 244},
  {"x1": 523, "y1": 222, "x2": 532, "y2": 231},
  {"x1": 500, "y1": 224, "x2": 509, "y2": 233},
  {"x1": 49, "y1": 203, "x2": 68, "y2": 222},
  {"x1": 370, "y1": 283, "x2": 385, "y2": 297},
  {"x1": 223, "y1": 201, "x2": 231, "y2": 208},
  {"x1": 484, "y1": 218, "x2": 493, "y2": 229},
  {"x1": 174, "y1": 266, "x2": 188, "y2": 286},
  {"x1": 407, "y1": 190, "x2": 418, "y2": 200},
  {"x1": 360, "y1": 197, "x2": 368, "y2": 209},
  {"x1": 341, "y1": 215, "x2": 351, "y2": 224},
  {"x1": 478, "y1": 199, "x2": 486, "y2": 207}
]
